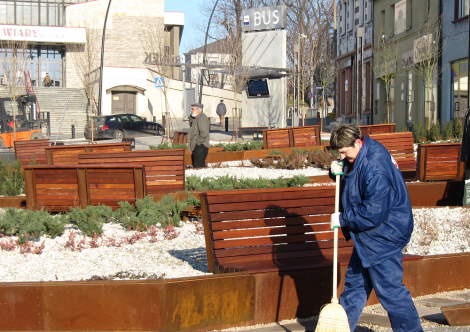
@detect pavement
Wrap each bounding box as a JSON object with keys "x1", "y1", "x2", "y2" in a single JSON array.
[{"x1": 229, "y1": 292, "x2": 470, "y2": 332}]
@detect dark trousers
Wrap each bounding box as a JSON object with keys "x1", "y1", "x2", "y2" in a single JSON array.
[
  {"x1": 340, "y1": 249, "x2": 423, "y2": 332},
  {"x1": 192, "y1": 144, "x2": 208, "y2": 168}
]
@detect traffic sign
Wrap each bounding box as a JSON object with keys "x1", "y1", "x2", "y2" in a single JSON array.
[
  {"x1": 308, "y1": 92, "x2": 313, "y2": 99},
  {"x1": 155, "y1": 77, "x2": 164, "y2": 88}
]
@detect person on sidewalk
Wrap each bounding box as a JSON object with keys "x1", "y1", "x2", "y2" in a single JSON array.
[
  {"x1": 216, "y1": 99, "x2": 227, "y2": 126},
  {"x1": 45, "y1": 73, "x2": 51, "y2": 87},
  {"x1": 329, "y1": 125, "x2": 423, "y2": 332},
  {"x1": 188, "y1": 102, "x2": 210, "y2": 168},
  {"x1": 1, "y1": 74, "x2": 7, "y2": 86}
]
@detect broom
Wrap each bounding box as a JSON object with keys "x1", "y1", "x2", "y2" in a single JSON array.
[{"x1": 314, "y1": 174, "x2": 350, "y2": 332}]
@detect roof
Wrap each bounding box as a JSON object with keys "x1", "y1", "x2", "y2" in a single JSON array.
[{"x1": 185, "y1": 39, "x2": 228, "y2": 55}]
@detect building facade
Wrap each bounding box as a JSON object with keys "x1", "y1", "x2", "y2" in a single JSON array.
[
  {"x1": 441, "y1": 0, "x2": 468, "y2": 126},
  {"x1": 335, "y1": 0, "x2": 374, "y2": 125}
]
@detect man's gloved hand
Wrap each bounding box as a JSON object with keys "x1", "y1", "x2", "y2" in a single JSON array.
[
  {"x1": 330, "y1": 160, "x2": 344, "y2": 176},
  {"x1": 330, "y1": 212, "x2": 341, "y2": 229}
]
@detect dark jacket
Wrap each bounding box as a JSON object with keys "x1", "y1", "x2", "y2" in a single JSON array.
[
  {"x1": 216, "y1": 102, "x2": 227, "y2": 116},
  {"x1": 461, "y1": 107, "x2": 470, "y2": 162},
  {"x1": 188, "y1": 112, "x2": 210, "y2": 152},
  {"x1": 338, "y1": 136, "x2": 414, "y2": 268}
]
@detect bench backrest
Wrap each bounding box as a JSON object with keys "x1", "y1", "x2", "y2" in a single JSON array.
[
  {"x1": 292, "y1": 125, "x2": 321, "y2": 147},
  {"x1": 369, "y1": 132, "x2": 416, "y2": 172},
  {"x1": 173, "y1": 132, "x2": 188, "y2": 144},
  {"x1": 23, "y1": 165, "x2": 145, "y2": 212},
  {"x1": 359, "y1": 124, "x2": 396, "y2": 135},
  {"x1": 417, "y1": 143, "x2": 465, "y2": 182},
  {"x1": 201, "y1": 186, "x2": 353, "y2": 273},
  {"x1": 45, "y1": 142, "x2": 132, "y2": 165},
  {"x1": 77, "y1": 149, "x2": 185, "y2": 193},
  {"x1": 14, "y1": 139, "x2": 49, "y2": 165},
  {"x1": 262, "y1": 125, "x2": 321, "y2": 149}
]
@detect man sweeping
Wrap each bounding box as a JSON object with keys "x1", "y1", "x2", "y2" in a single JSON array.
[{"x1": 328, "y1": 125, "x2": 423, "y2": 332}]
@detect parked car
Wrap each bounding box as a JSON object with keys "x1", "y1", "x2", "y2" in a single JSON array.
[{"x1": 84, "y1": 114, "x2": 164, "y2": 140}]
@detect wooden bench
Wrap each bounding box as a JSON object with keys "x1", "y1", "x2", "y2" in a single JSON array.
[
  {"x1": 173, "y1": 131, "x2": 188, "y2": 144},
  {"x1": 417, "y1": 143, "x2": 465, "y2": 182},
  {"x1": 369, "y1": 132, "x2": 416, "y2": 173},
  {"x1": 14, "y1": 139, "x2": 50, "y2": 165},
  {"x1": 23, "y1": 165, "x2": 145, "y2": 212},
  {"x1": 359, "y1": 123, "x2": 396, "y2": 135},
  {"x1": 77, "y1": 149, "x2": 185, "y2": 194},
  {"x1": 45, "y1": 142, "x2": 132, "y2": 165},
  {"x1": 200, "y1": 186, "x2": 355, "y2": 274},
  {"x1": 262, "y1": 125, "x2": 321, "y2": 149}
]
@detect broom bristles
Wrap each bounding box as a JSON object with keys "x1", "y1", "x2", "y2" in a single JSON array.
[{"x1": 315, "y1": 302, "x2": 350, "y2": 332}]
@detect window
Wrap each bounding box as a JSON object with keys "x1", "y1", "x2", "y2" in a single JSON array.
[
  {"x1": 456, "y1": 0, "x2": 469, "y2": 19},
  {"x1": 452, "y1": 59, "x2": 468, "y2": 119}
]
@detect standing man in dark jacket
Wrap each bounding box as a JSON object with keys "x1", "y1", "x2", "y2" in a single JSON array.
[
  {"x1": 329, "y1": 125, "x2": 423, "y2": 332},
  {"x1": 188, "y1": 103, "x2": 210, "y2": 168},
  {"x1": 216, "y1": 99, "x2": 227, "y2": 126},
  {"x1": 461, "y1": 107, "x2": 470, "y2": 180}
]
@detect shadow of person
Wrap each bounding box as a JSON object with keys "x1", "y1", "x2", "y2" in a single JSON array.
[{"x1": 264, "y1": 196, "x2": 352, "y2": 330}]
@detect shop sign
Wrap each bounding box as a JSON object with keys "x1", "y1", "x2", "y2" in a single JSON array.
[
  {"x1": 395, "y1": 0, "x2": 406, "y2": 35},
  {"x1": 0, "y1": 24, "x2": 85, "y2": 43},
  {"x1": 242, "y1": 5, "x2": 286, "y2": 32},
  {"x1": 413, "y1": 34, "x2": 433, "y2": 64},
  {"x1": 401, "y1": 50, "x2": 414, "y2": 68},
  {"x1": 144, "y1": 53, "x2": 180, "y2": 65}
]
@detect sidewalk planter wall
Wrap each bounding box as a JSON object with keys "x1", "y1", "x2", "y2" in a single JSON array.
[{"x1": 417, "y1": 143, "x2": 465, "y2": 182}]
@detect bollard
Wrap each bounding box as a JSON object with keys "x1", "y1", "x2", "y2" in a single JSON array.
[
  {"x1": 225, "y1": 117, "x2": 229, "y2": 132},
  {"x1": 71, "y1": 124, "x2": 75, "y2": 139}
]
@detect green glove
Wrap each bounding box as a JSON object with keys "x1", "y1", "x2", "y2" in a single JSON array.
[{"x1": 330, "y1": 160, "x2": 344, "y2": 176}]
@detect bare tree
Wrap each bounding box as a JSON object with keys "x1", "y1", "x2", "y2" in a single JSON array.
[
  {"x1": 316, "y1": 43, "x2": 338, "y2": 132},
  {"x1": 66, "y1": 22, "x2": 101, "y2": 141},
  {"x1": 372, "y1": 29, "x2": 403, "y2": 123},
  {"x1": 140, "y1": 16, "x2": 174, "y2": 143},
  {"x1": 409, "y1": 12, "x2": 444, "y2": 129},
  {"x1": 0, "y1": 39, "x2": 29, "y2": 144}
]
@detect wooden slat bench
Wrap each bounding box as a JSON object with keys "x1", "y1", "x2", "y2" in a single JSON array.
[
  {"x1": 173, "y1": 131, "x2": 188, "y2": 144},
  {"x1": 14, "y1": 139, "x2": 50, "y2": 165},
  {"x1": 23, "y1": 165, "x2": 145, "y2": 212},
  {"x1": 77, "y1": 149, "x2": 185, "y2": 194},
  {"x1": 45, "y1": 142, "x2": 132, "y2": 165},
  {"x1": 200, "y1": 186, "x2": 355, "y2": 274},
  {"x1": 417, "y1": 143, "x2": 465, "y2": 182},
  {"x1": 369, "y1": 132, "x2": 416, "y2": 173},
  {"x1": 359, "y1": 123, "x2": 396, "y2": 135},
  {"x1": 292, "y1": 125, "x2": 321, "y2": 147},
  {"x1": 262, "y1": 125, "x2": 321, "y2": 149}
]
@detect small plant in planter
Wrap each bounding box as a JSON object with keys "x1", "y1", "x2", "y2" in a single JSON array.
[
  {"x1": 427, "y1": 121, "x2": 441, "y2": 142},
  {"x1": 412, "y1": 123, "x2": 427, "y2": 143}
]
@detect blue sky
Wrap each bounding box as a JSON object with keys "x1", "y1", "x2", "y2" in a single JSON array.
[{"x1": 165, "y1": 0, "x2": 205, "y2": 58}]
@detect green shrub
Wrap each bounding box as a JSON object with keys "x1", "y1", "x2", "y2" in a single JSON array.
[
  {"x1": 0, "y1": 208, "x2": 66, "y2": 242},
  {"x1": 67, "y1": 205, "x2": 113, "y2": 237},
  {"x1": 412, "y1": 123, "x2": 426, "y2": 143},
  {"x1": 212, "y1": 141, "x2": 263, "y2": 151},
  {"x1": 454, "y1": 119, "x2": 463, "y2": 140},
  {"x1": 149, "y1": 142, "x2": 188, "y2": 150},
  {"x1": 441, "y1": 121, "x2": 453, "y2": 141},
  {"x1": 396, "y1": 123, "x2": 409, "y2": 132},
  {"x1": 0, "y1": 159, "x2": 25, "y2": 196},
  {"x1": 427, "y1": 121, "x2": 441, "y2": 142},
  {"x1": 113, "y1": 193, "x2": 199, "y2": 230},
  {"x1": 269, "y1": 149, "x2": 284, "y2": 155},
  {"x1": 185, "y1": 174, "x2": 310, "y2": 191}
]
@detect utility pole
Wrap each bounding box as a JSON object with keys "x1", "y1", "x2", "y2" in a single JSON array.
[{"x1": 98, "y1": 0, "x2": 112, "y2": 116}]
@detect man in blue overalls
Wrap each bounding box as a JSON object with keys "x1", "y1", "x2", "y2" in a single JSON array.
[{"x1": 329, "y1": 125, "x2": 423, "y2": 332}]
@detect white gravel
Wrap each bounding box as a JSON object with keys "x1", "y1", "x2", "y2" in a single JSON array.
[{"x1": 0, "y1": 163, "x2": 468, "y2": 283}]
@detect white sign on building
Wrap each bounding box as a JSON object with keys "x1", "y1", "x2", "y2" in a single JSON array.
[{"x1": 0, "y1": 25, "x2": 86, "y2": 44}]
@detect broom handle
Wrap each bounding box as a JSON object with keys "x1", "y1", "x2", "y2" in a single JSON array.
[{"x1": 332, "y1": 174, "x2": 340, "y2": 303}]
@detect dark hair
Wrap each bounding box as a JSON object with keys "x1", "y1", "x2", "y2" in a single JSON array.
[{"x1": 330, "y1": 125, "x2": 365, "y2": 150}]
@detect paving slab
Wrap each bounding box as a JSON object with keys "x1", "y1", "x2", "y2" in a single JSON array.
[
  {"x1": 415, "y1": 298, "x2": 469, "y2": 309},
  {"x1": 358, "y1": 313, "x2": 392, "y2": 328},
  {"x1": 451, "y1": 293, "x2": 470, "y2": 301}
]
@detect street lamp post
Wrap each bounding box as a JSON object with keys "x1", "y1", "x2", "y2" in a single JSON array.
[{"x1": 297, "y1": 34, "x2": 307, "y2": 126}]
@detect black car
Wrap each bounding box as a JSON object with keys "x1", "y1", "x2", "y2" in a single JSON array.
[{"x1": 84, "y1": 114, "x2": 164, "y2": 140}]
